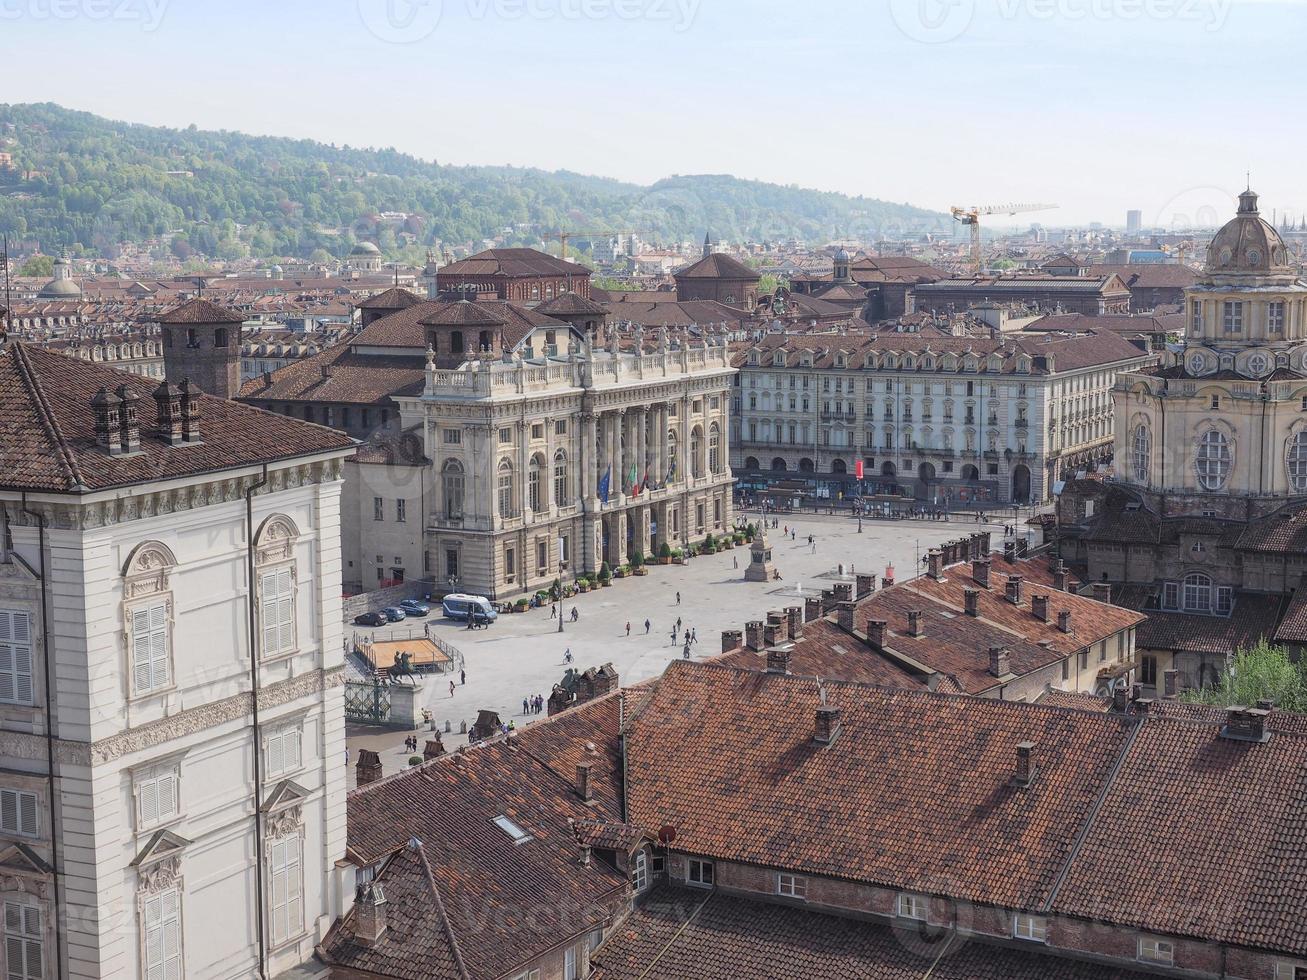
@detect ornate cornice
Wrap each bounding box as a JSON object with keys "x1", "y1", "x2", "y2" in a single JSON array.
[{"x1": 0, "y1": 666, "x2": 344, "y2": 766}]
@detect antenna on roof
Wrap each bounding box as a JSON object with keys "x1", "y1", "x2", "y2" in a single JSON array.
[{"x1": 1, "y1": 234, "x2": 12, "y2": 343}]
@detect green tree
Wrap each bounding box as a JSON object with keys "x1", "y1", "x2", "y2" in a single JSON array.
[
  {"x1": 19, "y1": 255, "x2": 53, "y2": 277},
  {"x1": 1181, "y1": 641, "x2": 1307, "y2": 713}
]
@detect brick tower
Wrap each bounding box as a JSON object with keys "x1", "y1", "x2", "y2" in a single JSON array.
[{"x1": 156, "y1": 297, "x2": 244, "y2": 399}]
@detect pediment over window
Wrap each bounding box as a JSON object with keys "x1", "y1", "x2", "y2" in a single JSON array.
[
  {"x1": 131, "y1": 829, "x2": 190, "y2": 893},
  {"x1": 261, "y1": 779, "x2": 309, "y2": 838}
]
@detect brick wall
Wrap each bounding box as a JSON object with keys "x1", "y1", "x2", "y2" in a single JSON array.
[{"x1": 342, "y1": 580, "x2": 437, "y2": 621}]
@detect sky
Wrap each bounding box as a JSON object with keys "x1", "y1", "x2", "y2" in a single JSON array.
[{"x1": 3, "y1": 0, "x2": 1307, "y2": 226}]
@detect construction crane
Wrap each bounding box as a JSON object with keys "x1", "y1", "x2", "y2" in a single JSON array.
[
  {"x1": 550, "y1": 229, "x2": 636, "y2": 261},
  {"x1": 950, "y1": 203, "x2": 1058, "y2": 274}
]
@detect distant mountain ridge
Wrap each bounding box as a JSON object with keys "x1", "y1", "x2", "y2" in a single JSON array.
[{"x1": 0, "y1": 102, "x2": 947, "y2": 262}]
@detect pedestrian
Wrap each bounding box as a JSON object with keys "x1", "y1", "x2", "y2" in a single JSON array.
[
  {"x1": 682, "y1": 641, "x2": 691, "y2": 660},
  {"x1": 676, "y1": 591, "x2": 681, "y2": 605},
  {"x1": 691, "y1": 627, "x2": 697, "y2": 645},
  {"x1": 449, "y1": 680, "x2": 455, "y2": 697},
  {"x1": 551, "y1": 603, "x2": 557, "y2": 618},
  {"x1": 460, "y1": 668, "x2": 466, "y2": 686},
  {"x1": 523, "y1": 697, "x2": 530, "y2": 715},
  {"x1": 345, "y1": 748, "x2": 350, "y2": 765},
  {"x1": 676, "y1": 616, "x2": 682, "y2": 631},
  {"x1": 791, "y1": 529, "x2": 796, "y2": 541},
  {"x1": 625, "y1": 621, "x2": 631, "y2": 636},
  {"x1": 733, "y1": 554, "x2": 738, "y2": 569},
  {"x1": 644, "y1": 618, "x2": 651, "y2": 633}
]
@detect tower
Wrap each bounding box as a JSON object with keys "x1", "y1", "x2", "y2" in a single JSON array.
[
  {"x1": 832, "y1": 246, "x2": 852, "y2": 284},
  {"x1": 156, "y1": 297, "x2": 244, "y2": 400}
]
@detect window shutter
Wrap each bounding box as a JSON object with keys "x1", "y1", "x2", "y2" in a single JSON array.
[
  {"x1": 140, "y1": 778, "x2": 159, "y2": 826},
  {"x1": 12, "y1": 621, "x2": 32, "y2": 704},
  {"x1": 0, "y1": 611, "x2": 13, "y2": 703},
  {"x1": 262, "y1": 571, "x2": 280, "y2": 654},
  {"x1": 161, "y1": 890, "x2": 181, "y2": 980},
  {"x1": 149, "y1": 604, "x2": 169, "y2": 691},
  {"x1": 132, "y1": 608, "x2": 153, "y2": 692},
  {"x1": 286, "y1": 837, "x2": 302, "y2": 941},
  {"x1": 277, "y1": 569, "x2": 294, "y2": 652},
  {"x1": 158, "y1": 771, "x2": 177, "y2": 820},
  {"x1": 266, "y1": 733, "x2": 284, "y2": 776},
  {"x1": 18, "y1": 792, "x2": 36, "y2": 837},
  {"x1": 286, "y1": 729, "x2": 301, "y2": 771}
]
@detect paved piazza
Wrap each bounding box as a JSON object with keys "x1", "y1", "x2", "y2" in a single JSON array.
[{"x1": 346, "y1": 510, "x2": 1017, "y2": 782}]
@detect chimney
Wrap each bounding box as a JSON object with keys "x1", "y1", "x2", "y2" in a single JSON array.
[
  {"x1": 91, "y1": 387, "x2": 125, "y2": 455},
  {"x1": 720, "y1": 628, "x2": 743, "y2": 654},
  {"x1": 989, "y1": 646, "x2": 1010, "y2": 677},
  {"x1": 882, "y1": 564, "x2": 895, "y2": 588},
  {"x1": 178, "y1": 378, "x2": 202, "y2": 443},
  {"x1": 1014, "y1": 742, "x2": 1037, "y2": 787},
  {"x1": 1031, "y1": 594, "x2": 1049, "y2": 622},
  {"x1": 1015, "y1": 538, "x2": 1029, "y2": 558},
  {"x1": 980, "y1": 531, "x2": 992, "y2": 553},
  {"x1": 744, "y1": 620, "x2": 765, "y2": 651},
  {"x1": 820, "y1": 589, "x2": 837, "y2": 612},
  {"x1": 423, "y1": 736, "x2": 444, "y2": 760},
  {"x1": 1222, "y1": 705, "x2": 1271, "y2": 743},
  {"x1": 785, "y1": 606, "x2": 802, "y2": 641},
  {"x1": 355, "y1": 749, "x2": 383, "y2": 786},
  {"x1": 1003, "y1": 540, "x2": 1016, "y2": 562},
  {"x1": 814, "y1": 705, "x2": 842, "y2": 745},
  {"x1": 115, "y1": 385, "x2": 141, "y2": 453},
  {"x1": 964, "y1": 588, "x2": 980, "y2": 617},
  {"x1": 1053, "y1": 566, "x2": 1069, "y2": 593},
  {"x1": 262, "y1": 369, "x2": 273, "y2": 387},
  {"x1": 907, "y1": 609, "x2": 923, "y2": 637},
  {"x1": 152, "y1": 380, "x2": 185, "y2": 445},
  {"x1": 804, "y1": 595, "x2": 823, "y2": 623},
  {"x1": 972, "y1": 559, "x2": 991, "y2": 589},
  {"x1": 762, "y1": 622, "x2": 782, "y2": 647},
  {"x1": 833, "y1": 582, "x2": 853, "y2": 603},
  {"x1": 1163, "y1": 669, "x2": 1181, "y2": 698},
  {"x1": 855, "y1": 573, "x2": 874, "y2": 599},
  {"x1": 867, "y1": 619, "x2": 887, "y2": 648},
  {"x1": 836, "y1": 601, "x2": 856, "y2": 633},
  {"x1": 766, "y1": 645, "x2": 792, "y2": 674},
  {"x1": 1005, "y1": 575, "x2": 1024, "y2": 605},
  {"x1": 1134, "y1": 698, "x2": 1154, "y2": 714},
  {"x1": 1111, "y1": 687, "x2": 1130, "y2": 713},
  {"x1": 1057, "y1": 609, "x2": 1071, "y2": 634},
  {"x1": 577, "y1": 762, "x2": 594, "y2": 802},
  {"x1": 927, "y1": 550, "x2": 943, "y2": 580},
  {"x1": 1092, "y1": 582, "x2": 1113, "y2": 605},
  {"x1": 353, "y1": 882, "x2": 388, "y2": 946}
]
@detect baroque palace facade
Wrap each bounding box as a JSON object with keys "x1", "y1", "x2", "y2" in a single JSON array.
[
  {"x1": 1060, "y1": 189, "x2": 1307, "y2": 692},
  {"x1": 406, "y1": 328, "x2": 736, "y2": 599}
]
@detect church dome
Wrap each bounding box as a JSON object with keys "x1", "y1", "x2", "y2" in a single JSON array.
[
  {"x1": 38, "y1": 276, "x2": 82, "y2": 299},
  {"x1": 833, "y1": 246, "x2": 850, "y2": 264},
  {"x1": 1205, "y1": 189, "x2": 1293, "y2": 276},
  {"x1": 351, "y1": 241, "x2": 381, "y2": 256}
]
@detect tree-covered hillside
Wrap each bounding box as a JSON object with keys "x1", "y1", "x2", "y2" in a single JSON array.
[{"x1": 0, "y1": 103, "x2": 946, "y2": 262}]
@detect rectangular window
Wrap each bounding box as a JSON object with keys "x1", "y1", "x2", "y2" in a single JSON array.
[
  {"x1": 265, "y1": 726, "x2": 302, "y2": 779},
  {"x1": 504, "y1": 546, "x2": 516, "y2": 582},
  {"x1": 136, "y1": 769, "x2": 179, "y2": 830},
  {"x1": 1216, "y1": 586, "x2": 1233, "y2": 616},
  {"x1": 563, "y1": 946, "x2": 578, "y2": 980},
  {"x1": 3, "y1": 899, "x2": 42, "y2": 980},
  {"x1": 498, "y1": 427, "x2": 512, "y2": 444},
  {"x1": 1274, "y1": 964, "x2": 1307, "y2": 980},
  {"x1": 446, "y1": 550, "x2": 459, "y2": 579},
  {"x1": 632, "y1": 850, "x2": 648, "y2": 893},
  {"x1": 269, "y1": 836, "x2": 303, "y2": 946},
  {"x1": 1140, "y1": 655, "x2": 1158, "y2": 686},
  {"x1": 1013, "y1": 913, "x2": 1047, "y2": 943},
  {"x1": 1210, "y1": 394, "x2": 1221, "y2": 410},
  {"x1": 142, "y1": 887, "x2": 182, "y2": 980},
  {"x1": 131, "y1": 602, "x2": 170, "y2": 695},
  {"x1": 531, "y1": 423, "x2": 544, "y2": 440},
  {"x1": 0, "y1": 610, "x2": 33, "y2": 706},
  {"x1": 1138, "y1": 937, "x2": 1174, "y2": 966},
  {"x1": 687, "y1": 859, "x2": 714, "y2": 888},
  {"x1": 1269, "y1": 301, "x2": 1286, "y2": 333},
  {"x1": 536, "y1": 541, "x2": 547, "y2": 574},
  {"x1": 897, "y1": 893, "x2": 928, "y2": 921},
  {"x1": 1163, "y1": 582, "x2": 1179, "y2": 609},
  {"x1": 0, "y1": 789, "x2": 38, "y2": 837},
  {"x1": 555, "y1": 420, "x2": 567, "y2": 435},
  {"x1": 443, "y1": 428, "x2": 462, "y2": 445},
  {"x1": 396, "y1": 499, "x2": 407, "y2": 523},
  {"x1": 260, "y1": 568, "x2": 295, "y2": 657},
  {"x1": 373, "y1": 496, "x2": 384, "y2": 521},
  {"x1": 1191, "y1": 300, "x2": 1202, "y2": 333},
  {"x1": 1222, "y1": 301, "x2": 1243, "y2": 333},
  {"x1": 776, "y1": 873, "x2": 807, "y2": 900}
]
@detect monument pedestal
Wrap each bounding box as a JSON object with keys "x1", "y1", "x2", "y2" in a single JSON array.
[
  {"x1": 744, "y1": 531, "x2": 775, "y2": 582},
  {"x1": 388, "y1": 681, "x2": 425, "y2": 731}
]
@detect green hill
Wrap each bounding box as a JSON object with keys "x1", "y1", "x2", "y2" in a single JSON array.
[{"x1": 0, "y1": 103, "x2": 946, "y2": 263}]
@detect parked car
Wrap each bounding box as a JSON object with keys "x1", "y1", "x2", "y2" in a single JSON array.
[
  {"x1": 353, "y1": 611, "x2": 387, "y2": 627},
  {"x1": 382, "y1": 606, "x2": 407, "y2": 622},
  {"x1": 399, "y1": 598, "x2": 431, "y2": 617}
]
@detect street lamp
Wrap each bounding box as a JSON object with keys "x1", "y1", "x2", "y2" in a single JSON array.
[{"x1": 557, "y1": 535, "x2": 565, "y2": 634}]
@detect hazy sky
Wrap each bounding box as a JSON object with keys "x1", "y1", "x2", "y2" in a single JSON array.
[{"x1": 4, "y1": 0, "x2": 1305, "y2": 226}]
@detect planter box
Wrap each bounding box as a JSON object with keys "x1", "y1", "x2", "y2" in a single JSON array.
[
  {"x1": 658, "y1": 557, "x2": 673, "y2": 565},
  {"x1": 633, "y1": 567, "x2": 649, "y2": 576},
  {"x1": 601, "y1": 580, "x2": 612, "y2": 587}
]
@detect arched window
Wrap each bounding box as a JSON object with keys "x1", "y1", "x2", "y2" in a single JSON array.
[
  {"x1": 528, "y1": 454, "x2": 544, "y2": 513},
  {"x1": 254, "y1": 515, "x2": 299, "y2": 660},
  {"x1": 1132, "y1": 423, "x2": 1151, "y2": 482},
  {"x1": 1289, "y1": 430, "x2": 1307, "y2": 492},
  {"x1": 690, "y1": 426, "x2": 703, "y2": 479},
  {"x1": 1183, "y1": 573, "x2": 1212, "y2": 613},
  {"x1": 708, "y1": 423, "x2": 721, "y2": 474},
  {"x1": 1195, "y1": 429, "x2": 1231, "y2": 491},
  {"x1": 122, "y1": 541, "x2": 178, "y2": 698},
  {"x1": 497, "y1": 459, "x2": 516, "y2": 517},
  {"x1": 553, "y1": 450, "x2": 569, "y2": 507},
  {"x1": 442, "y1": 460, "x2": 464, "y2": 520}
]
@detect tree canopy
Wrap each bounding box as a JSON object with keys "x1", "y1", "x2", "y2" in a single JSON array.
[{"x1": 1181, "y1": 641, "x2": 1307, "y2": 713}]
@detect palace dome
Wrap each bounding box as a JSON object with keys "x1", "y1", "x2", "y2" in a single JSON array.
[{"x1": 1205, "y1": 189, "x2": 1294, "y2": 277}]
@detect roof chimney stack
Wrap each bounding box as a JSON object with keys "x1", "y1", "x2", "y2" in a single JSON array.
[
  {"x1": 1092, "y1": 582, "x2": 1113, "y2": 604},
  {"x1": 804, "y1": 595, "x2": 823, "y2": 624},
  {"x1": 1222, "y1": 706, "x2": 1271, "y2": 743},
  {"x1": 867, "y1": 619, "x2": 887, "y2": 649},
  {"x1": 907, "y1": 609, "x2": 923, "y2": 637},
  {"x1": 964, "y1": 588, "x2": 980, "y2": 617},
  {"x1": 766, "y1": 645, "x2": 792, "y2": 675},
  {"x1": 1053, "y1": 565, "x2": 1069, "y2": 592},
  {"x1": 1031, "y1": 594, "x2": 1049, "y2": 622},
  {"x1": 91, "y1": 387, "x2": 125, "y2": 455},
  {"x1": 423, "y1": 736, "x2": 445, "y2": 760},
  {"x1": 577, "y1": 762, "x2": 594, "y2": 802},
  {"x1": 1005, "y1": 575, "x2": 1024, "y2": 605},
  {"x1": 1014, "y1": 742, "x2": 1037, "y2": 787},
  {"x1": 178, "y1": 378, "x2": 202, "y2": 444},
  {"x1": 785, "y1": 606, "x2": 802, "y2": 641},
  {"x1": 836, "y1": 601, "x2": 856, "y2": 634},
  {"x1": 856, "y1": 573, "x2": 875, "y2": 599},
  {"x1": 1003, "y1": 540, "x2": 1016, "y2": 562},
  {"x1": 720, "y1": 628, "x2": 743, "y2": 654},
  {"x1": 355, "y1": 749, "x2": 383, "y2": 786},
  {"x1": 152, "y1": 380, "x2": 185, "y2": 445},
  {"x1": 1057, "y1": 609, "x2": 1072, "y2": 634},
  {"x1": 989, "y1": 646, "x2": 1010, "y2": 677},
  {"x1": 927, "y1": 550, "x2": 943, "y2": 580},
  {"x1": 744, "y1": 620, "x2": 765, "y2": 651},
  {"x1": 972, "y1": 558, "x2": 991, "y2": 589},
  {"x1": 814, "y1": 705, "x2": 842, "y2": 746},
  {"x1": 353, "y1": 882, "x2": 388, "y2": 946}
]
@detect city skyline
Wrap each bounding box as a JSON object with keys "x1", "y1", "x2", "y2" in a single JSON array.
[{"x1": 3, "y1": 0, "x2": 1306, "y2": 227}]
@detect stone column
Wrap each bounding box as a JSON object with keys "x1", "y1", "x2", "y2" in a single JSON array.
[{"x1": 637, "y1": 406, "x2": 648, "y2": 489}]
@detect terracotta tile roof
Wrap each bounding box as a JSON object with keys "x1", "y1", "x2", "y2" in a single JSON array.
[
  {"x1": 0, "y1": 343, "x2": 353, "y2": 493},
  {"x1": 1134, "y1": 594, "x2": 1283, "y2": 656},
  {"x1": 593, "y1": 886, "x2": 1159, "y2": 980},
  {"x1": 714, "y1": 617, "x2": 929, "y2": 689},
  {"x1": 1275, "y1": 588, "x2": 1307, "y2": 644},
  {"x1": 535, "y1": 291, "x2": 609, "y2": 316},
  {"x1": 437, "y1": 247, "x2": 588, "y2": 280},
  {"x1": 328, "y1": 736, "x2": 627, "y2": 979},
  {"x1": 606, "y1": 298, "x2": 750, "y2": 328},
  {"x1": 674, "y1": 253, "x2": 761, "y2": 281},
  {"x1": 1088, "y1": 264, "x2": 1201, "y2": 289},
  {"x1": 353, "y1": 299, "x2": 567, "y2": 350},
  {"x1": 1141, "y1": 698, "x2": 1307, "y2": 736},
  {"x1": 356, "y1": 286, "x2": 423, "y2": 311},
  {"x1": 1036, "y1": 689, "x2": 1111, "y2": 712},
  {"x1": 1237, "y1": 504, "x2": 1307, "y2": 554},
  {"x1": 623, "y1": 661, "x2": 1134, "y2": 910},
  {"x1": 418, "y1": 300, "x2": 509, "y2": 327},
  {"x1": 153, "y1": 297, "x2": 245, "y2": 324},
  {"x1": 1051, "y1": 715, "x2": 1307, "y2": 955},
  {"x1": 236, "y1": 343, "x2": 425, "y2": 406}
]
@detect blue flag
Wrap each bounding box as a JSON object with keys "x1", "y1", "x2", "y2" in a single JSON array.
[{"x1": 598, "y1": 466, "x2": 611, "y2": 504}]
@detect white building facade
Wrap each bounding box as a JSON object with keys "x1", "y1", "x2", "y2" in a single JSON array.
[{"x1": 0, "y1": 344, "x2": 356, "y2": 980}]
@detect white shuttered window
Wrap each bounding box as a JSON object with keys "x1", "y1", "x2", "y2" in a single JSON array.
[
  {"x1": 0, "y1": 611, "x2": 33, "y2": 706},
  {"x1": 269, "y1": 836, "x2": 303, "y2": 946},
  {"x1": 261, "y1": 569, "x2": 295, "y2": 657},
  {"x1": 136, "y1": 770, "x2": 179, "y2": 829},
  {"x1": 4, "y1": 899, "x2": 43, "y2": 980},
  {"x1": 265, "y1": 727, "x2": 302, "y2": 779},
  {"x1": 0, "y1": 790, "x2": 37, "y2": 837},
  {"x1": 142, "y1": 888, "x2": 181, "y2": 980},
  {"x1": 131, "y1": 603, "x2": 170, "y2": 694}
]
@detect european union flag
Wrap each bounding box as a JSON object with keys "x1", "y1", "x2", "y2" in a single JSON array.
[{"x1": 598, "y1": 466, "x2": 611, "y2": 504}]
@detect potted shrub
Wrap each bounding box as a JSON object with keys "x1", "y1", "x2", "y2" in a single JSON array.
[
  {"x1": 657, "y1": 542, "x2": 673, "y2": 565},
  {"x1": 577, "y1": 577, "x2": 590, "y2": 593},
  {"x1": 703, "y1": 533, "x2": 716, "y2": 554},
  {"x1": 631, "y1": 550, "x2": 648, "y2": 576},
  {"x1": 671, "y1": 547, "x2": 684, "y2": 564},
  {"x1": 598, "y1": 562, "x2": 612, "y2": 586},
  {"x1": 408, "y1": 756, "x2": 423, "y2": 767},
  {"x1": 514, "y1": 597, "x2": 530, "y2": 612}
]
